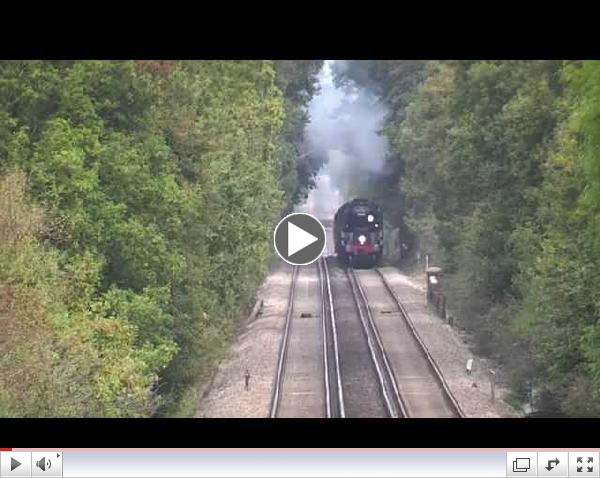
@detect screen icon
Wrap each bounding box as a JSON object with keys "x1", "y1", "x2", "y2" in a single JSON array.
[
  {"x1": 514, "y1": 458, "x2": 531, "y2": 472},
  {"x1": 507, "y1": 452, "x2": 537, "y2": 477}
]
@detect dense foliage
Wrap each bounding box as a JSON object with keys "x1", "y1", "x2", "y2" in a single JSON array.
[
  {"x1": 0, "y1": 60, "x2": 321, "y2": 417},
  {"x1": 336, "y1": 60, "x2": 600, "y2": 415}
]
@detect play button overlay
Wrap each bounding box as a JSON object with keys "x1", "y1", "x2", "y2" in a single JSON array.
[{"x1": 274, "y1": 213, "x2": 326, "y2": 265}]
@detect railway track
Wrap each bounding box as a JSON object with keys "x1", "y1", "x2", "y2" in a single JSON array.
[
  {"x1": 356, "y1": 268, "x2": 465, "y2": 418},
  {"x1": 346, "y1": 267, "x2": 407, "y2": 418},
  {"x1": 270, "y1": 257, "x2": 464, "y2": 418},
  {"x1": 270, "y1": 259, "x2": 344, "y2": 418}
]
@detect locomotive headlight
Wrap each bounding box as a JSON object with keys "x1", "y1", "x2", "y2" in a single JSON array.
[
  {"x1": 358, "y1": 234, "x2": 367, "y2": 245},
  {"x1": 367, "y1": 214, "x2": 374, "y2": 223}
]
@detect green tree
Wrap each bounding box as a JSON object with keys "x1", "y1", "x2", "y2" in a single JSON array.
[{"x1": 0, "y1": 60, "x2": 322, "y2": 417}]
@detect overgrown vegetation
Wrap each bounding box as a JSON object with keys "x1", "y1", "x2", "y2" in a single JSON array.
[
  {"x1": 0, "y1": 60, "x2": 322, "y2": 417},
  {"x1": 335, "y1": 60, "x2": 600, "y2": 415}
]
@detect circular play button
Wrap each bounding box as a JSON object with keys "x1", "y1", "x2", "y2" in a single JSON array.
[{"x1": 274, "y1": 213, "x2": 326, "y2": 265}]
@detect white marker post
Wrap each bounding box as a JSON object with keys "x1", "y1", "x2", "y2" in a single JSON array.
[{"x1": 466, "y1": 358, "x2": 473, "y2": 375}]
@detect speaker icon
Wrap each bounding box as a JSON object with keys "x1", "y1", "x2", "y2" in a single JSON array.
[{"x1": 35, "y1": 457, "x2": 51, "y2": 471}]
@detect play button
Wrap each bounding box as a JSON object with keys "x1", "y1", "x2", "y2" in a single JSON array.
[
  {"x1": 287, "y1": 221, "x2": 318, "y2": 256},
  {"x1": 1, "y1": 453, "x2": 31, "y2": 476},
  {"x1": 274, "y1": 213, "x2": 326, "y2": 265}
]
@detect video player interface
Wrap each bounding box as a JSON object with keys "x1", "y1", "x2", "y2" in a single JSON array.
[{"x1": 0, "y1": 450, "x2": 598, "y2": 478}]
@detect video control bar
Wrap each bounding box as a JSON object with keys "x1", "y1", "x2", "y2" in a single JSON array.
[{"x1": 0, "y1": 450, "x2": 598, "y2": 478}]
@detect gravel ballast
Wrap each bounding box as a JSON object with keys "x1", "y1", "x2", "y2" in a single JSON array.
[
  {"x1": 197, "y1": 260, "x2": 521, "y2": 417},
  {"x1": 196, "y1": 263, "x2": 293, "y2": 417}
]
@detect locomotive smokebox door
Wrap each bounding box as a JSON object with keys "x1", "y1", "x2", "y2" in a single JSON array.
[{"x1": 426, "y1": 266, "x2": 443, "y2": 302}]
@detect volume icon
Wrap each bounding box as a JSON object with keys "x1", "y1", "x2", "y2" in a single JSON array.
[{"x1": 36, "y1": 457, "x2": 51, "y2": 471}]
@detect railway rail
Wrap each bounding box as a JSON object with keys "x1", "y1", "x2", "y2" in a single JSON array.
[{"x1": 269, "y1": 265, "x2": 299, "y2": 418}]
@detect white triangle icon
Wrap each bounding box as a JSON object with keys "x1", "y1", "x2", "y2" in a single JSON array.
[{"x1": 288, "y1": 221, "x2": 318, "y2": 257}]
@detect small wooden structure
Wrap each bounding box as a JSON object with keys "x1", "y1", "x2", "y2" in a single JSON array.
[
  {"x1": 426, "y1": 266, "x2": 446, "y2": 319},
  {"x1": 426, "y1": 266, "x2": 443, "y2": 301}
]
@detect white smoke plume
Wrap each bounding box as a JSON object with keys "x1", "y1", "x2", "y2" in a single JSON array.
[{"x1": 296, "y1": 60, "x2": 389, "y2": 220}]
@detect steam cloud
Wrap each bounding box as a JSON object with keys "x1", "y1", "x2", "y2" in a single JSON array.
[{"x1": 297, "y1": 60, "x2": 389, "y2": 220}]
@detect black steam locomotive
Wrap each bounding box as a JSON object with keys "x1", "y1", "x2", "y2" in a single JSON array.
[{"x1": 333, "y1": 198, "x2": 383, "y2": 268}]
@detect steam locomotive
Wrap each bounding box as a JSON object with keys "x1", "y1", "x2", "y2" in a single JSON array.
[{"x1": 333, "y1": 198, "x2": 383, "y2": 268}]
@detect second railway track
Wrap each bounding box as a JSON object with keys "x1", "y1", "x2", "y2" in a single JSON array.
[
  {"x1": 354, "y1": 268, "x2": 465, "y2": 418},
  {"x1": 270, "y1": 258, "x2": 344, "y2": 418}
]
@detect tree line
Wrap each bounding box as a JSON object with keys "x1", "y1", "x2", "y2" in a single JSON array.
[
  {"x1": 335, "y1": 60, "x2": 600, "y2": 415},
  {"x1": 0, "y1": 60, "x2": 322, "y2": 416}
]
